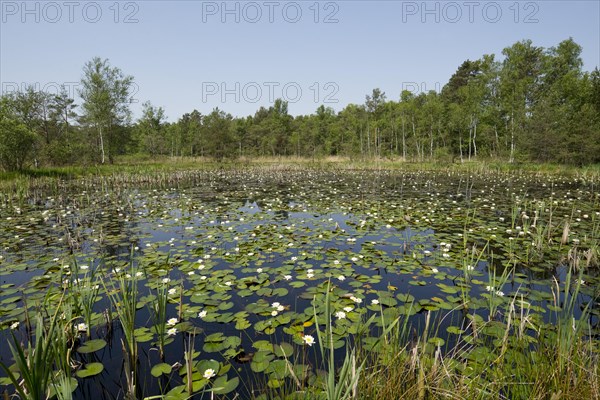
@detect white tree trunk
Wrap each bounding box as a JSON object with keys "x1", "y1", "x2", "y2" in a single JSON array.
[{"x1": 99, "y1": 125, "x2": 105, "y2": 164}]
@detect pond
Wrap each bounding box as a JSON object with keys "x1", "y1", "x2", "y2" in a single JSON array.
[{"x1": 1, "y1": 168, "x2": 599, "y2": 399}]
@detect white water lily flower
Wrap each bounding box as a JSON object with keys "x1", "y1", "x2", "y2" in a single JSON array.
[
  {"x1": 486, "y1": 286, "x2": 494, "y2": 292},
  {"x1": 168, "y1": 288, "x2": 177, "y2": 295},
  {"x1": 283, "y1": 275, "x2": 292, "y2": 280},
  {"x1": 277, "y1": 305, "x2": 284, "y2": 312},
  {"x1": 303, "y1": 335, "x2": 315, "y2": 346},
  {"x1": 351, "y1": 257, "x2": 358, "y2": 262},
  {"x1": 198, "y1": 310, "x2": 207, "y2": 318},
  {"x1": 271, "y1": 310, "x2": 278, "y2": 316},
  {"x1": 10, "y1": 321, "x2": 19, "y2": 329},
  {"x1": 272, "y1": 302, "x2": 281, "y2": 308},
  {"x1": 371, "y1": 299, "x2": 379, "y2": 305},
  {"x1": 256, "y1": 268, "x2": 263, "y2": 273},
  {"x1": 136, "y1": 271, "x2": 143, "y2": 277},
  {"x1": 80, "y1": 265, "x2": 89, "y2": 270},
  {"x1": 337, "y1": 275, "x2": 345, "y2": 281},
  {"x1": 496, "y1": 291, "x2": 505, "y2": 297},
  {"x1": 335, "y1": 311, "x2": 346, "y2": 320},
  {"x1": 203, "y1": 368, "x2": 216, "y2": 379},
  {"x1": 307, "y1": 273, "x2": 314, "y2": 279},
  {"x1": 167, "y1": 328, "x2": 177, "y2": 336},
  {"x1": 76, "y1": 323, "x2": 88, "y2": 332},
  {"x1": 350, "y1": 296, "x2": 362, "y2": 304},
  {"x1": 431, "y1": 268, "x2": 439, "y2": 273},
  {"x1": 224, "y1": 281, "x2": 232, "y2": 286},
  {"x1": 162, "y1": 278, "x2": 171, "y2": 284},
  {"x1": 167, "y1": 318, "x2": 178, "y2": 327}
]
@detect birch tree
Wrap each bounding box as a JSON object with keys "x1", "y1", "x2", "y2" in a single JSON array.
[{"x1": 79, "y1": 57, "x2": 134, "y2": 163}]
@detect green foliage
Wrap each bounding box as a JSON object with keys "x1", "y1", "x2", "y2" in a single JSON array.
[
  {"x1": 79, "y1": 57, "x2": 134, "y2": 164},
  {"x1": 0, "y1": 98, "x2": 37, "y2": 171},
  {"x1": 1, "y1": 38, "x2": 598, "y2": 170},
  {"x1": 0, "y1": 299, "x2": 74, "y2": 400}
]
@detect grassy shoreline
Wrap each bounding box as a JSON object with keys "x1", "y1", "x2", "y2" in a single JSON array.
[{"x1": 2, "y1": 156, "x2": 600, "y2": 182}]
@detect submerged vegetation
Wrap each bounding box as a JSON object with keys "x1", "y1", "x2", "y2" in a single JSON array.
[{"x1": 0, "y1": 166, "x2": 599, "y2": 399}]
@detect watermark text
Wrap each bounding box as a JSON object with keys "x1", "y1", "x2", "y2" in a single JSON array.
[
  {"x1": 201, "y1": 81, "x2": 339, "y2": 103},
  {"x1": 201, "y1": 1, "x2": 339, "y2": 23},
  {"x1": 401, "y1": 1, "x2": 540, "y2": 23},
  {"x1": 1, "y1": 1, "x2": 140, "y2": 23}
]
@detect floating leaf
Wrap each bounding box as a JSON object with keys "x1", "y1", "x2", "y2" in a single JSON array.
[
  {"x1": 211, "y1": 376, "x2": 239, "y2": 394},
  {"x1": 76, "y1": 362, "x2": 104, "y2": 378},
  {"x1": 274, "y1": 342, "x2": 294, "y2": 357},
  {"x1": 151, "y1": 363, "x2": 172, "y2": 377},
  {"x1": 77, "y1": 339, "x2": 107, "y2": 354}
]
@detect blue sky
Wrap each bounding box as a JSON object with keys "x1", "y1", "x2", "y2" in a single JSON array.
[{"x1": 1, "y1": 0, "x2": 599, "y2": 120}]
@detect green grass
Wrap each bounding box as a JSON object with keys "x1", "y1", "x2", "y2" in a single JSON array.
[
  {"x1": 1, "y1": 156, "x2": 599, "y2": 184},
  {"x1": 350, "y1": 267, "x2": 600, "y2": 400}
]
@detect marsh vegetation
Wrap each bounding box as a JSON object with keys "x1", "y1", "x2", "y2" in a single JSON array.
[{"x1": 0, "y1": 165, "x2": 599, "y2": 399}]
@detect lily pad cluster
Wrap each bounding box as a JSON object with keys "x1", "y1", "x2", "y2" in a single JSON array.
[{"x1": 1, "y1": 168, "x2": 599, "y2": 399}]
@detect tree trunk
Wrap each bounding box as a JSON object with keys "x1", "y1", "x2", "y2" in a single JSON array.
[
  {"x1": 359, "y1": 126, "x2": 363, "y2": 157},
  {"x1": 411, "y1": 117, "x2": 417, "y2": 160},
  {"x1": 402, "y1": 117, "x2": 406, "y2": 159},
  {"x1": 473, "y1": 120, "x2": 477, "y2": 158},
  {"x1": 468, "y1": 124, "x2": 472, "y2": 161},
  {"x1": 99, "y1": 125, "x2": 105, "y2": 164},
  {"x1": 494, "y1": 125, "x2": 499, "y2": 156},
  {"x1": 366, "y1": 124, "x2": 371, "y2": 158},
  {"x1": 429, "y1": 123, "x2": 433, "y2": 159},
  {"x1": 459, "y1": 132, "x2": 463, "y2": 163},
  {"x1": 509, "y1": 112, "x2": 515, "y2": 163}
]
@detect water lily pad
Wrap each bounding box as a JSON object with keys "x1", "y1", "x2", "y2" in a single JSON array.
[
  {"x1": 151, "y1": 363, "x2": 172, "y2": 377},
  {"x1": 211, "y1": 375, "x2": 239, "y2": 394},
  {"x1": 273, "y1": 342, "x2": 294, "y2": 357},
  {"x1": 77, "y1": 339, "x2": 107, "y2": 354},
  {"x1": 76, "y1": 362, "x2": 104, "y2": 378}
]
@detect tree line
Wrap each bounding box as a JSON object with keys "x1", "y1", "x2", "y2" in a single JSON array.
[{"x1": 1, "y1": 38, "x2": 599, "y2": 171}]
